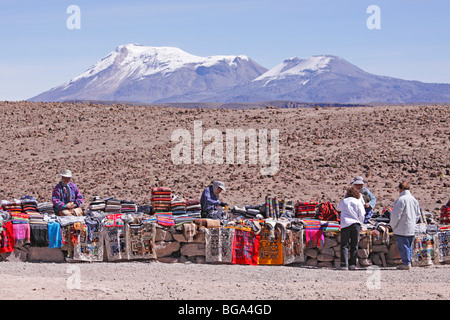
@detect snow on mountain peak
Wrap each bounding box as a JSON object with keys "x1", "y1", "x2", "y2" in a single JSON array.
[
  {"x1": 253, "y1": 55, "x2": 336, "y2": 82},
  {"x1": 70, "y1": 44, "x2": 251, "y2": 84}
]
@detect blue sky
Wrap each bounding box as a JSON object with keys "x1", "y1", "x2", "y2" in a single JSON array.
[{"x1": 1, "y1": 0, "x2": 449, "y2": 101}]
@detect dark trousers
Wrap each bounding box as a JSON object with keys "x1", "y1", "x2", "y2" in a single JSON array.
[{"x1": 340, "y1": 223, "x2": 361, "y2": 267}]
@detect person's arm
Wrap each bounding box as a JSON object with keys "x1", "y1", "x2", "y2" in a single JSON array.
[
  {"x1": 51, "y1": 186, "x2": 65, "y2": 211},
  {"x1": 389, "y1": 198, "x2": 405, "y2": 231},
  {"x1": 365, "y1": 188, "x2": 376, "y2": 209},
  {"x1": 72, "y1": 183, "x2": 84, "y2": 208},
  {"x1": 357, "y1": 202, "x2": 366, "y2": 224}
]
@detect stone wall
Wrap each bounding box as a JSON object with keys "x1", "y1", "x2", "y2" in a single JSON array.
[{"x1": 0, "y1": 225, "x2": 405, "y2": 267}]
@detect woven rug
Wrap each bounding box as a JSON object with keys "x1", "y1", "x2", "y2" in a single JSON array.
[
  {"x1": 283, "y1": 229, "x2": 305, "y2": 265},
  {"x1": 205, "y1": 227, "x2": 235, "y2": 263},
  {"x1": 435, "y1": 231, "x2": 450, "y2": 263},
  {"x1": 126, "y1": 222, "x2": 157, "y2": 260},
  {"x1": 258, "y1": 227, "x2": 283, "y2": 265},
  {"x1": 73, "y1": 219, "x2": 104, "y2": 262},
  {"x1": 412, "y1": 234, "x2": 436, "y2": 267},
  {"x1": 232, "y1": 228, "x2": 260, "y2": 265}
]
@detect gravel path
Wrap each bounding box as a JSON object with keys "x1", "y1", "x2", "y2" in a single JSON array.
[{"x1": 0, "y1": 261, "x2": 448, "y2": 300}]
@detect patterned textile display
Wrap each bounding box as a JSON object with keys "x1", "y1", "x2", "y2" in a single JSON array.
[
  {"x1": 126, "y1": 222, "x2": 157, "y2": 260},
  {"x1": 47, "y1": 221, "x2": 62, "y2": 248},
  {"x1": 0, "y1": 221, "x2": 15, "y2": 253},
  {"x1": 283, "y1": 229, "x2": 305, "y2": 265},
  {"x1": 103, "y1": 214, "x2": 127, "y2": 261},
  {"x1": 412, "y1": 234, "x2": 436, "y2": 267},
  {"x1": 155, "y1": 213, "x2": 175, "y2": 227},
  {"x1": 232, "y1": 228, "x2": 260, "y2": 265},
  {"x1": 171, "y1": 195, "x2": 187, "y2": 216},
  {"x1": 321, "y1": 221, "x2": 340, "y2": 233},
  {"x1": 30, "y1": 224, "x2": 48, "y2": 247},
  {"x1": 294, "y1": 200, "x2": 318, "y2": 219},
  {"x1": 186, "y1": 200, "x2": 201, "y2": 218},
  {"x1": 205, "y1": 227, "x2": 235, "y2": 263},
  {"x1": 435, "y1": 231, "x2": 450, "y2": 263},
  {"x1": 11, "y1": 213, "x2": 30, "y2": 245},
  {"x1": 73, "y1": 218, "x2": 104, "y2": 262},
  {"x1": 258, "y1": 226, "x2": 283, "y2": 265},
  {"x1": 302, "y1": 219, "x2": 324, "y2": 248},
  {"x1": 151, "y1": 187, "x2": 172, "y2": 213}
]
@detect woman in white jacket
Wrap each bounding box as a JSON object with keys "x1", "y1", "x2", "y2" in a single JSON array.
[{"x1": 337, "y1": 187, "x2": 366, "y2": 270}]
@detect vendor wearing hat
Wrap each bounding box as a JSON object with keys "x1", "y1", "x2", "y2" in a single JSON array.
[
  {"x1": 52, "y1": 169, "x2": 84, "y2": 216},
  {"x1": 200, "y1": 180, "x2": 228, "y2": 220},
  {"x1": 351, "y1": 176, "x2": 377, "y2": 224}
]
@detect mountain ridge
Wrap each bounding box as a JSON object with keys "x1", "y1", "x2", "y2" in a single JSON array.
[{"x1": 29, "y1": 44, "x2": 450, "y2": 104}]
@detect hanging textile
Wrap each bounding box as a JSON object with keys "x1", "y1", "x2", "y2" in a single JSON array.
[
  {"x1": 232, "y1": 228, "x2": 260, "y2": 265},
  {"x1": 205, "y1": 227, "x2": 235, "y2": 263},
  {"x1": 103, "y1": 214, "x2": 127, "y2": 261},
  {"x1": 126, "y1": 222, "x2": 157, "y2": 260},
  {"x1": 283, "y1": 229, "x2": 305, "y2": 265},
  {"x1": 73, "y1": 218, "x2": 104, "y2": 262},
  {"x1": 258, "y1": 226, "x2": 283, "y2": 265},
  {"x1": 412, "y1": 234, "x2": 436, "y2": 267}
]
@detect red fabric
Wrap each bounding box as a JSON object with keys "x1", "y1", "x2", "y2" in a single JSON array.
[
  {"x1": 0, "y1": 221, "x2": 15, "y2": 253},
  {"x1": 232, "y1": 229, "x2": 260, "y2": 265}
]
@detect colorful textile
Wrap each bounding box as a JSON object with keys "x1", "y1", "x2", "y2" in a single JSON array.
[
  {"x1": 103, "y1": 225, "x2": 127, "y2": 261},
  {"x1": 232, "y1": 228, "x2": 260, "y2": 265},
  {"x1": 302, "y1": 219, "x2": 324, "y2": 248},
  {"x1": 12, "y1": 222, "x2": 30, "y2": 245},
  {"x1": 321, "y1": 221, "x2": 341, "y2": 233},
  {"x1": 73, "y1": 218, "x2": 104, "y2": 262},
  {"x1": 0, "y1": 221, "x2": 15, "y2": 253},
  {"x1": 205, "y1": 227, "x2": 235, "y2": 263},
  {"x1": 155, "y1": 213, "x2": 175, "y2": 227},
  {"x1": 126, "y1": 222, "x2": 157, "y2": 260},
  {"x1": 30, "y1": 224, "x2": 48, "y2": 247},
  {"x1": 258, "y1": 226, "x2": 283, "y2": 265},
  {"x1": 283, "y1": 229, "x2": 305, "y2": 264},
  {"x1": 412, "y1": 234, "x2": 435, "y2": 267},
  {"x1": 48, "y1": 221, "x2": 62, "y2": 248},
  {"x1": 435, "y1": 231, "x2": 450, "y2": 263},
  {"x1": 104, "y1": 214, "x2": 124, "y2": 228}
]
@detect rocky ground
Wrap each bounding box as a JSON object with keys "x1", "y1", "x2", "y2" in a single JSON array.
[
  {"x1": 0, "y1": 101, "x2": 448, "y2": 213},
  {"x1": 0, "y1": 261, "x2": 449, "y2": 301},
  {"x1": 0, "y1": 101, "x2": 449, "y2": 301}
]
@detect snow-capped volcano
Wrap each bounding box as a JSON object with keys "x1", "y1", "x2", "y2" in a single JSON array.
[
  {"x1": 30, "y1": 44, "x2": 267, "y2": 103},
  {"x1": 30, "y1": 45, "x2": 450, "y2": 104}
]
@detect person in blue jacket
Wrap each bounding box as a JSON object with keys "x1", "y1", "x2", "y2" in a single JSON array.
[
  {"x1": 200, "y1": 181, "x2": 228, "y2": 220},
  {"x1": 350, "y1": 176, "x2": 377, "y2": 223}
]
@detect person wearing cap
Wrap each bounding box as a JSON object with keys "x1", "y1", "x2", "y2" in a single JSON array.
[
  {"x1": 52, "y1": 169, "x2": 84, "y2": 216},
  {"x1": 389, "y1": 181, "x2": 421, "y2": 270},
  {"x1": 350, "y1": 176, "x2": 376, "y2": 224},
  {"x1": 200, "y1": 180, "x2": 228, "y2": 220}
]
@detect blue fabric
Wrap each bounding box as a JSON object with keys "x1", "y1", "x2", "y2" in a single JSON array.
[
  {"x1": 48, "y1": 221, "x2": 62, "y2": 248},
  {"x1": 396, "y1": 235, "x2": 414, "y2": 265},
  {"x1": 200, "y1": 185, "x2": 221, "y2": 214}
]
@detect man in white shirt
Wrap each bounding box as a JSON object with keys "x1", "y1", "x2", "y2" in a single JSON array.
[{"x1": 389, "y1": 181, "x2": 421, "y2": 270}]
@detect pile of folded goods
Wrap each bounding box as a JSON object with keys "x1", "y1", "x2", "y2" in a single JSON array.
[
  {"x1": 185, "y1": 200, "x2": 201, "y2": 218},
  {"x1": 171, "y1": 195, "x2": 187, "y2": 216},
  {"x1": 151, "y1": 187, "x2": 172, "y2": 213},
  {"x1": 294, "y1": 200, "x2": 319, "y2": 219},
  {"x1": 231, "y1": 195, "x2": 295, "y2": 219},
  {"x1": 87, "y1": 196, "x2": 137, "y2": 214}
]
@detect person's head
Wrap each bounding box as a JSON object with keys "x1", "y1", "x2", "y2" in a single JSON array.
[
  {"x1": 345, "y1": 187, "x2": 361, "y2": 199},
  {"x1": 60, "y1": 169, "x2": 72, "y2": 185},
  {"x1": 350, "y1": 176, "x2": 365, "y2": 191},
  {"x1": 398, "y1": 181, "x2": 410, "y2": 193},
  {"x1": 212, "y1": 180, "x2": 226, "y2": 195}
]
